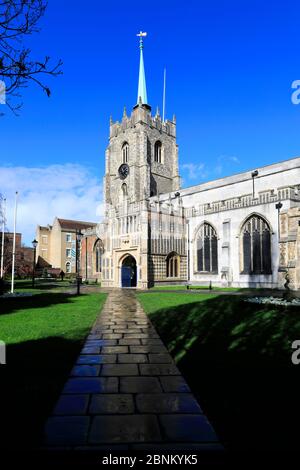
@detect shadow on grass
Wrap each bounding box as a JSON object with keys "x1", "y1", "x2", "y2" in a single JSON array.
[
  {"x1": 0, "y1": 292, "x2": 87, "y2": 315},
  {"x1": 0, "y1": 335, "x2": 86, "y2": 450},
  {"x1": 148, "y1": 295, "x2": 300, "y2": 451}
]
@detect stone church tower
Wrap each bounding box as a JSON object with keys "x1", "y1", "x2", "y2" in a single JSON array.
[
  {"x1": 97, "y1": 32, "x2": 184, "y2": 289},
  {"x1": 104, "y1": 35, "x2": 180, "y2": 207}
]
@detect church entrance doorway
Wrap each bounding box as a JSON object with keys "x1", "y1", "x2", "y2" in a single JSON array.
[{"x1": 121, "y1": 255, "x2": 137, "y2": 288}]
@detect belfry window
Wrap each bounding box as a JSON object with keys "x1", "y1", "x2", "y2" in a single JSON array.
[
  {"x1": 241, "y1": 215, "x2": 272, "y2": 274},
  {"x1": 196, "y1": 223, "x2": 218, "y2": 273},
  {"x1": 122, "y1": 183, "x2": 128, "y2": 197},
  {"x1": 166, "y1": 252, "x2": 180, "y2": 278},
  {"x1": 154, "y1": 141, "x2": 162, "y2": 163},
  {"x1": 122, "y1": 142, "x2": 129, "y2": 163}
]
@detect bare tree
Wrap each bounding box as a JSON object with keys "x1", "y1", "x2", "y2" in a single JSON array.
[{"x1": 0, "y1": 0, "x2": 62, "y2": 113}]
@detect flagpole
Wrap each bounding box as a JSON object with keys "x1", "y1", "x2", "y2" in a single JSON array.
[
  {"x1": 0, "y1": 197, "x2": 6, "y2": 278},
  {"x1": 11, "y1": 192, "x2": 18, "y2": 294},
  {"x1": 162, "y1": 67, "x2": 166, "y2": 122}
]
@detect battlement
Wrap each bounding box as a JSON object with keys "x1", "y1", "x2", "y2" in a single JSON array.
[{"x1": 109, "y1": 103, "x2": 176, "y2": 139}]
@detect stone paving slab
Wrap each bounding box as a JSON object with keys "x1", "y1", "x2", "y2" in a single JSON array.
[
  {"x1": 44, "y1": 289, "x2": 222, "y2": 451},
  {"x1": 89, "y1": 394, "x2": 134, "y2": 414},
  {"x1": 89, "y1": 415, "x2": 162, "y2": 444}
]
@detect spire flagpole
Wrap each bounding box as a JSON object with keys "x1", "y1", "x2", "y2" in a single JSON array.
[
  {"x1": 162, "y1": 67, "x2": 166, "y2": 122},
  {"x1": 136, "y1": 31, "x2": 148, "y2": 105},
  {"x1": 0, "y1": 197, "x2": 6, "y2": 278}
]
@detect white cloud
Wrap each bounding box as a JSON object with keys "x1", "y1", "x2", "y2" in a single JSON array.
[
  {"x1": 214, "y1": 155, "x2": 240, "y2": 176},
  {"x1": 181, "y1": 163, "x2": 206, "y2": 180},
  {"x1": 0, "y1": 164, "x2": 104, "y2": 245}
]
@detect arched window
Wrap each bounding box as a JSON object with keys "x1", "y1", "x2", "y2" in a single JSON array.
[
  {"x1": 94, "y1": 239, "x2": 103, "y2": 273},
  {"x1": 166, "y1": 252, "x2": 180, "y2": 278},
  {"x1": 196, "y1": 223, "x2": 218, "y2": 273},
  {"x1": 122, "y1": 183, "x2": 128, "y2": 198},
  {"x1": 154, "y1": 141, "x2": 162, "y2": 163},
  {"x1": 122, "y1": 142, "x2": 129, "y2": 163},
  {"x1": 66, "y1": 261, "x2": 71, "y2": 273},
  {"x1": 241, "y1": 215, "x2": 272, "y2": 274}
]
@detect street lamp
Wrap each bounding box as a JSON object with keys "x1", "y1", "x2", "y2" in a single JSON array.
[
  {"x1": 275, "y1": 202, "x2": 283, "y2": 241},
  {"x1": 251, "y1": 170, "x2": 259, "y2": 198},
  {"x1": 31, "y1": 239, "x2": 38, "y2": 288},
  {"x1": 76, "y1": 230, "x2": 83, "y2": 295}
]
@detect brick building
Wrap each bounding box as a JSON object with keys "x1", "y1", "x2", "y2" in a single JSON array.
[
  {"x1": 0, "y1": 232, "x2": 34, "y2": 277},
  {"x1": 36, "y1": 218, "x2": 97, "y2": 274}
]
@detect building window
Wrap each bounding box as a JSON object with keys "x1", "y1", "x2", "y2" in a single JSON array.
[
  {"x1": 196, "y1": 223, "x2": 218, "y2": 273},
  {"x1": 66, "y1": 261, "x2": 71, "y2": 273},
  {"x1": 41, "y1": 248, "x2": 48, "y2": 258},
  {"x1": 166, "y1": 252, "x2": 180, "y2": 278},
  {"x1": 41, "y1": 235, "x2": 48, "y2": 244},
  {"x1": 66, "y1": 233, "x2": 72, "y2": 243},
  {"x1": 94, "y1": 239, "x2": 103, "y2": 273},
  {"x1": 154, "y1": 141, "x2": 162, "y2": 163},
  {"x1": 66, "y1": 248, "x2": 71, "y2": 258},
  {"x1": 122, "y1": 142, "x2": 129, "y2": 163},
  {"x1": 122, "y1": 183, "x2": 128, "y2": 197},
  {"x1": 241, "y1": 214, "x2": 272, "y2": 274}
]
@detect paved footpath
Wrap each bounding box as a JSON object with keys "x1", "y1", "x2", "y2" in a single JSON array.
[{"x1": 45, "y1": 289, "x2": 222, "y2": 451}]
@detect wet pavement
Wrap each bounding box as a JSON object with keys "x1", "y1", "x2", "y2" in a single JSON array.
[{"x1": 44, "y1": 289, "x2": 222, "y2": 451}]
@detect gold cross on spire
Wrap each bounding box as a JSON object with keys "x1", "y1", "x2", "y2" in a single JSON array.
[{"x1": 137, "y1": 31, "x2": 147, "y2": 49}]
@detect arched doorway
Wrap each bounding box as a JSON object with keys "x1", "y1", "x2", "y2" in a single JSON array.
[{"x1": 121, "y1": 255, "x2": 137, "y2": 288}]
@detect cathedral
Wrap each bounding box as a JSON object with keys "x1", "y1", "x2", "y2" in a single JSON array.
[{"x1": 81, "y1": 34, "x2": 300, "y2": 290}]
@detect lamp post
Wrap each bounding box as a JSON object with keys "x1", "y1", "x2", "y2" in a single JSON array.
[
  {"x1": 275, "y1": 202, "x2": 283, "y2": 241},
  {"x1": 251, "y1": 170, "x2": 259, "y2": 198},
  {"x1": 32, "y1": 239, "x2": 38, "y2": 288},
  {"x1": 76, "y1": 230, "x2": 83, "y2": 295}
]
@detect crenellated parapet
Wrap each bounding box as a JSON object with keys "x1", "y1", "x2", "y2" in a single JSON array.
[
  {"x1": 109, "y1": 103, "x2": 176, "y2": 140},
  {"x1": 185, "y1": 185, "x2": 300, "y2": 218}
]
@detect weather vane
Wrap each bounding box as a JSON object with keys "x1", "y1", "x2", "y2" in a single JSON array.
[{"x1": 137, "y1": 31, "x2": 147, "y2": 49}]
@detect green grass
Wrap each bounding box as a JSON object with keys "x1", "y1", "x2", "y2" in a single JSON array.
[
  {"x1": 0, "y1": 292, "x2": 106, "y2": 343},
  {"x1": 137, "y1": 291, "x2": 300, "y2": 451},
  {"x1": 0, "y1": 291, "x2": 107, "y2": 449}
]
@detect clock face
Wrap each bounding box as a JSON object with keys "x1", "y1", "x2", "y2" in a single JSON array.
[{"x1": 118, "y1": 163, "x2": 129, "y2": 180}]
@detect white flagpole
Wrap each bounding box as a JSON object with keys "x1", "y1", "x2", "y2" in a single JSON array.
[
  {"x1": 11, "y1": 192, "x2": 18, "y2": 294},
  {"x1": 0, "y1": 197, "x2": 6, "y2": 278},
  {"x1": 162, "y1": 67, "x2": 166, "y2": 122}
]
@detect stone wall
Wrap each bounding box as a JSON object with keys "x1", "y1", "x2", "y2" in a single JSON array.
[{"x1": 278, "y1": 207, "x2": 300, "y2": 290}]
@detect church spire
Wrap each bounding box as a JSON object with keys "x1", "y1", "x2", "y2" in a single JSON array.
[{"x1": 136, "y1": 31, "x2": 148, "y2": 105}]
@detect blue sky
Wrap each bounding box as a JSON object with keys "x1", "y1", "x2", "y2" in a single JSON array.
[{"x1": 1, "y1": 0, "x2": 300, "y2": 243}]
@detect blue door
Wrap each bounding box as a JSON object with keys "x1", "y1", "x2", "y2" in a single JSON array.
[
  {"x1": 121, "y1": 266, "x2": 132, "y2": 287},
  {"x1": 121, "y1": 255, "x2": 137, "y2": 287}
]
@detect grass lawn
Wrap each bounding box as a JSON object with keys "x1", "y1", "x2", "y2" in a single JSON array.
[
  {"x1": 0, "y1": 291, "x2": 107, "y2": 450},
  {"x1": 137, "y1": 292, "x2": 300, "y2": 451}
]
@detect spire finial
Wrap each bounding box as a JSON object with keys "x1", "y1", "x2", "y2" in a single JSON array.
[
  {"x1": 136, "y1": 31, "x2": 148, "y2": 105},
  {"x1": 123, "y1": 106, "x2": 127, "y2": 118}
]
